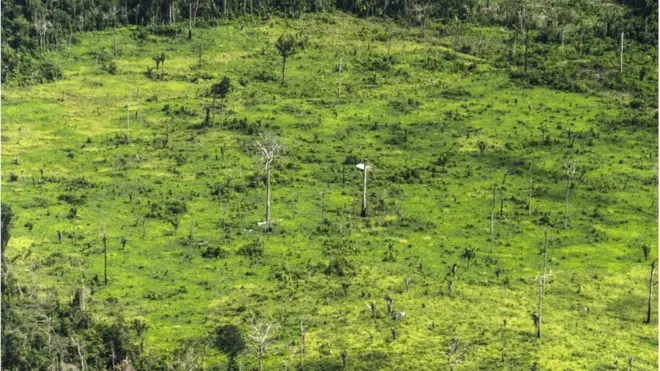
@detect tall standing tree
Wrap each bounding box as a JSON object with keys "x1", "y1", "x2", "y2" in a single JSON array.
[
  {"x1": 250, "y1": 323, "x2": 276, "y2": 371},
  {"x1": 256, "y1": 133, "x2": 282, "y2": 232},
  {"x1": 1, "y1": 203, "x2": 14, "y2": 262},
  {"x1": 357, "y1": 158, "x2": 370, "y2": 217},
  {"x1": 563, "y1": 160, "x2": 578, "y2": 229},
  {"x1": 337, "y1": 56, "x2": 344, "y2": 98},
  {"x1": 619, "y1": 31, "x2": 624, "y2": 74},
  {"x1": 535, "y1": 228, "x2": 550, "y2": 338},
  {"x1": 102, "y1": 227, "x2": 108, "y2": 285},
  {"x1": 500, "y1": 168, "x2": 513, "y2": 218},
  {"x1": 214, "y1": 325, "x2": 246, "y2": 370},
  {"x1": 527, "y1": 163, "x2": 533, "y2": 216},
  {"x1": 646, "y1": 260, "x2": 656, "y2": 324},
  {"x1": 160, "y1": 52, "x2": 166, "y2": 80},
  {"x1": 211, "y1": 77, "x2": 232, "y2": 125},
  {"x1": 275, "y1": 33, "x2": 303, "y2": 84}
]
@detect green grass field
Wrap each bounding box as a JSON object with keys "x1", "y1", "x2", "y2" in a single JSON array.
[{"x1": 2, "y1": 13, "x2": 658, "y2": 370}]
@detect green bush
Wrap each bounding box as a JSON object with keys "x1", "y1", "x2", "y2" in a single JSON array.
[{"x1": 38, "y1": 60, "x2": 62, "y2": 82}]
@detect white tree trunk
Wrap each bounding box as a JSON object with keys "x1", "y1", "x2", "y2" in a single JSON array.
[
  {"x1": 619, "y1": 31, "x2": 624, "y2": 74},
  {"x1": 265, "y1": 162, "x2": 272, "y2": 232},
  {"x1": 361, "y1": 158, "x2": 368, "y2": 217}
]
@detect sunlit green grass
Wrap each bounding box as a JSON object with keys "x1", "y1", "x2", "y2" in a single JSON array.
[{"x1": 2, "y1": 12, "x2": 657, "y2": 370}]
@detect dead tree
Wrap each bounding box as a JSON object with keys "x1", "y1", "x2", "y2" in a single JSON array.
[
  {"x1": 518, "y1": 6, "x2": 529, "y2": 72},
  {"x1": 367, "y1": 301, "x2": 376, "y2": 318},
  {"x1": 385, "y1": 295, "x2": 393, "y2": 315},
  {"x1": 256, "y1": 133, "x2": 282, "y2": 232},
  {"x1": 357, "y1": 158, "x2": 370, "y2": 217},
  {"x1": 320, "y1": 189, "x2": 326, "y2": 225},
  {"x1": 619, "y1": 31, "x2": 624, "y2": 74},
  {"x1": 490, "y1": 184, "x2": 496, "y2": 249},
  {"x1": 535, "y1": 230, "x2": 552, "y2": 338},
  {"x1": 125, "y1": 105, "x2": 130, "y2": 143},
  {"x1": 527, "y1": 164, "x2": 533, "y2": 216},
  {"x1": 299, "y1": 321, "x2": 306, "y2": 369},
  {"x1": 250, "y1": 322, "x2": 276, "y2": 371},
  {"x1": 445, "y1": 336, "x2": 467, "y2": 371},
  {"x1": 563, "y1": 160, "x2": 578, "y2": 229},
  {"x1": 500, "y1": 169, "x2": 513, "y2": 218},
  {"x1": 646, "y1": 260, "x2": 656, "y2": 324},
  {"x1": 409, "y1": 0, "x2": 432, "y2": 38},
  {"x1": 102, "y1": 227, "x2": 108, "y2": 285},
  {"x1": 337, "y1": 57, "x2": 344, "y2": 98}
]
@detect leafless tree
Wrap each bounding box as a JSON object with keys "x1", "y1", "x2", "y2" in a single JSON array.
[
  {"x1": 563, "y1": 160, "x2": 578, "y2": 229},
  {"x1": 256, "y1": 133, "x2": 282, "y2": 232},
  {"x1": 357, "y1": 158, "x2": 370, "y2": 217},
  {"x1": 527, "y1": 164, "x2": 533, "y2": 216},
  {"x1": 299, "y1": 321, "x2": 306, "y2": 369},
  {"x1": 337, "y1": 57, "x2": 344, "y2": 98},
  {"x1": 619, "y1": 31, "x2": 624, "y2": 74},
  {"x1": 367, "y1": 301, "x2": 376, "y2": 318},
  {"x1": 500, "y1": 168, "x2": 513, "y2": 218},
  {"x1": 445, "y1": 336, "x2": 468, "y2": 371},
  {"x1": 535, "y1": 229, "x2": 552, "y2": 338},
  {"x1": 34, "y1": 15, "x2": 52, "y2": 51},
  {"x1": 646, "y1": 260, "x2": 656, "y2": 324},
  {"x1": 409, "y1": 0, "x2": 432, "y2": 38},
  {"x1": 490, "y1": 184, "x2": 496, "y2": 249},
  {"x1": 102, "y1": 226, "x2": 108, "y2": 285},
  {"x1": 250, "y1": 322, "x2": 276, "y2": 371}
]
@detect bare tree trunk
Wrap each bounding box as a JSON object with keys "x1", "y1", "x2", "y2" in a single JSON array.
[
  {"x1": 619, "y1": 31, "x2": 624, "y2": 74},
  {"x1": 523, "y1": 28, "x2": 528, "y2": 72},
  {"x1": 188, "y1": 3, "x2": 193, "y2": 40},
  {"x1": 337, "y1": 57, "x2": 344, "y2": 98},
  {"x1": 212, "y1": 96, "x2": 216, "y2": 124},
  {"x1": 80, "y1": 270, "x2": 85, "y2": 311},
  {"x1": 490, "y1": 185, "x2": 495, "y2": 249},
  {"x1": 199, "y1": 44, "x2": 203, "y2": 70},
  {"x1": 320, "y1": 189, "x2": 326, "y2": 224},
  {"x1": 528, "y1": 164, "x2": 533, "y2": 216},
  {"x1": 75, "y1": 340, "x2": 86, "y2": 371},
  {"x1": 281, "y1": 57, "x2": 287, "y2": 84},
  {"x1": 169, "y1": 0, "x2": 174, "y2": 25},
  {"x1": 536, "y1": 277, "x2": 543, "y2": 338},
  {"x1": 113, "y1": 24, "x2": 118, "y2": 58},
  {"x1": 536, "y1": 229, "x2": 549, "y2": 338},
  {"x1": 646, "y1": 260, "x2": 656, "y2": 324},
  {"x1": 361, "y1": 158, "x2": 368, "y2": 217},
  {"x1": 221, "y1": 98, "x2": 225, "y2": 124},
  {"x1": 300, "y1": 321, "x2": 306, "y2": 369},
  {"x1": 126, "y1": 106, "x2": 130, "y2": 143},
  {"x1": 499, "y1": 170, "x2": 509, "y2": 218},
  {"x1": 564, "y1": 179, "x2": 572, "y2": 229},
  {"x1": 103, "y1": 230, "x2": 108, "y2": 285},
  {"x1": 265, "y1": 162, "x2": 272, "y2": 232}
]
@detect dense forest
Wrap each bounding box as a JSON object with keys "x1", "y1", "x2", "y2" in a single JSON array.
[
  {"x1": 2, "y1": 0, "x2": 658, "y2": 84},
  {"x1": 1, "y1": 0, "x2": 658, "y2": 369}
]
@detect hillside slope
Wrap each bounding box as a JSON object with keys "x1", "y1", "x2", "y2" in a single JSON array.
[{"x1": 2, "y1": 13, "x2": 658, "y2": 370}]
